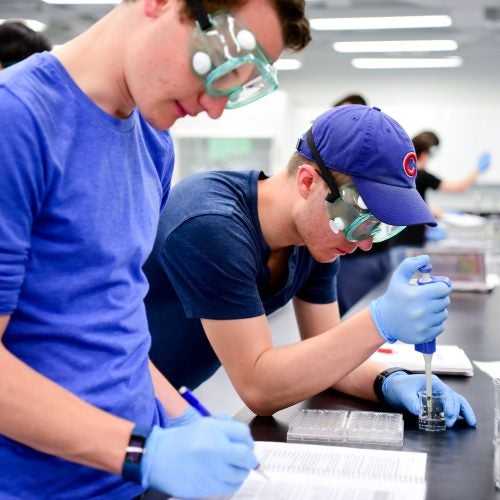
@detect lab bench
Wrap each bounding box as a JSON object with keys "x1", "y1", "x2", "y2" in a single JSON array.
[{"x1": 235, "y1": 285, "x2": 500, "y2": 500}]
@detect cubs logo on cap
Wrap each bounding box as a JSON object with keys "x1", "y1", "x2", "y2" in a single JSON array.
[{"x1": 403, "y1": 152, "x2": 418, "y2": 177}]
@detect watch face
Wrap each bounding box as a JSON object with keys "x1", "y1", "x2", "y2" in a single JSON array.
[
  {"x1": 122, "y1": 427, "x2": 152, "y2": 484},
  {"x1": 125, "y1": 434, "x2": 147, "y2": 464}
]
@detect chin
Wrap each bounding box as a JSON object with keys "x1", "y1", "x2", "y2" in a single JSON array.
[{"x1": 315, "y1": 253, "x2": 339, "y2": 264}]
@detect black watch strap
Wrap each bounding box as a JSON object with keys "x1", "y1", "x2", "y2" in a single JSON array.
[
  {"x1": 373, "y1": 367, "x2": 411, "y2": 404},
  {"x1": 122, "y1": 425, "x2": 152, "y2": 485}
]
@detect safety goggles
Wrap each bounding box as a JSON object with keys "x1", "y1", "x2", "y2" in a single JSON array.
[
  {"x1": 303, "y1": 128, "x2": 406, "y2": 243},
  {"x1": 326, "y1": 184, "x2": 406, "y2": 243},
  {"x1": 187, "y1": 0, "x2": 278, "y2": 109}
]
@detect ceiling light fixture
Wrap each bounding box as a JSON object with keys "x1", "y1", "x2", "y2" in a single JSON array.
[
  {"x1": 274, "y1": 59, "x2": 302, "y2": 71},
  {"x1": 351, "y1": 56, "x2": 463, "y2": 69},
  {"x1": 311, "y1": 15, "x2": 452, "y2": 31},
  {"x1": 334, "y1": 39, "x2": 458, "y2": 53}
]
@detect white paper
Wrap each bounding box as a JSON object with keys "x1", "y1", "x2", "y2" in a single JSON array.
[
  {"x1": 176, "y1": 441, "x2": 427, "y2": 500},
  {"x1": 370, "y1": 342, "x2": 474, "y2": 376},
  {"x1": 472, "y1": 360, "x2": 500, "y2": 379}
]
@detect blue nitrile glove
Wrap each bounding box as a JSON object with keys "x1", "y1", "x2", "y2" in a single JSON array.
[
  {"x1": 141, "y1": 418, "x2": 258, "y2": 498},
  {"x1": 477, "y1": 152, "x2": 491, "y2": 173},
  {"x1": 425, "y1": 224, "x2": 447, "y2": 242},
  {"x1": 382, "y1": 371, "x2": 476, "y2": 427},
  {"x1": 370, "y1": 255, "x2": 451, "y2": 344},
  {"x1": 165, "y1": 406, "x2": 202, "y2": 428}
]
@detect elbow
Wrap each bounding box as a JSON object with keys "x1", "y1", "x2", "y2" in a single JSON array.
[{"x1": 239, "y1": 387, "x2": 281, "y2": 416}]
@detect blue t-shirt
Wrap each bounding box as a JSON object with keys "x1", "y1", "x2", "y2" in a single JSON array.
[
  {"x1": 144, "y1": 170, "x2": 338, "y2": 390},
  {"x1": 0, "y1": 53, "x2": 173, "y2": 498}
]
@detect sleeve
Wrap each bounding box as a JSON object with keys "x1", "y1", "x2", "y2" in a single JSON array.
[
  {"x1": 427, "y1": 171, "x2": 442, "y2": 191},
  {"x1": 159, "y1": 133, "x2": 174, "y2": 211},
  {"x1": 158, "y1": 214, "x2": 265, "y2": 320},
  {"x1": 0, "y1": 90, "x2": 45, "y2": 313},
  {"x1": 417, "y1": 170, "x2": 441, "y2": 193},
  {"x1": 295, "y1": 258, "x2": 339, "y2": 304}
]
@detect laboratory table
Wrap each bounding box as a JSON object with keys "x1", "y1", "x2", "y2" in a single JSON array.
[{"x1": 235, "y1": 286, "x2": 500, "y2": 500}]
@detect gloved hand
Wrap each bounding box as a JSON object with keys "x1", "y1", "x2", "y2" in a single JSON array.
[
  {"x1": 382, "y1": 371, "x2": 476, "y2": 427},
  {"x1": 477, "y1": 152, "x2": 491, "y2": 173},
  {"x1": 166, "y1": 405, "x2": 202, "y2": 428},
  {"x1": 370, "y1": 255, "x2": 451, "y2": 344},
  {"x1": 141, "y1": 418, "x2": 258, "y2": 498}
]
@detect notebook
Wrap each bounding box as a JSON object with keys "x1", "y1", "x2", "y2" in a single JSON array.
[
  {"x1": 176, "y1": 441, "x2": 427, "y2": 500},
  {"x1": 371, "y1": 342, "x2": 474, "y2": 376}
]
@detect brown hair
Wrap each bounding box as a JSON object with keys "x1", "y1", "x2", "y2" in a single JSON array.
[
  {"x1": 332, "y1": 93, "x2": 367, "y2": 107},
  {"x1": 286, "y1": 152, "x2": 352, "y2": 186},
  {"x1": 179, "y1": 0, "x2": 311, "y2": 51},
  {"x1": 412, "y1": 130, "x2": 440, "y2": 157}
]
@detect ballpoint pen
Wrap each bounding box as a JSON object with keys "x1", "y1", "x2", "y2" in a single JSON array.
[{"x1": 178, "y1": 386, "x2": 270, "y2": 481}]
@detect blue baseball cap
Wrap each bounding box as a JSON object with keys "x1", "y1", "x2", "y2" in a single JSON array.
[{"x1": 296, "y1": 105, "x2": 437, "y2": 227}]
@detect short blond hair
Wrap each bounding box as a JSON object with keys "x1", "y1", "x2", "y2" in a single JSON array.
[{"x1": 286, "y1": 152, "x2": 352, "y2": 186}]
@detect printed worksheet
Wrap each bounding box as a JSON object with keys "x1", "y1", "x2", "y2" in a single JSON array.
[{"x1": 173, "y1": 441, "x2": 427, "y2": 500}]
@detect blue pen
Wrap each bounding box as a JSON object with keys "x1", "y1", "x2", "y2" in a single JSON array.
[{"x1": 178, "y1": 386, "x2": 269, "y2": 481}]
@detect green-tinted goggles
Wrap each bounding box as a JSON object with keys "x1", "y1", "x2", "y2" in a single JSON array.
[
  {"x1": 190, "y1": 12, "x2": 278, "y2": 109},
  {"x1": 326, "y1": 184, "x2": 406, "y2": 243}
]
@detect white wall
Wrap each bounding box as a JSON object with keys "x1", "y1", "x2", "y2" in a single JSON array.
[
  {"x1": 280, "y1": 71, "x2": 499, "y2": 185},
  {"x1": 171, "y1": 72, "x2": 499, "y2": 186}
]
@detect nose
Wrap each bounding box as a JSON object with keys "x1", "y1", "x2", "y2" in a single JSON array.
[
  {"x1": 199, "y1": 93, "x2": 229, "y2": 119},
  {"x1": 357, "y1": 237, "x2": 374, "y2": 251}
]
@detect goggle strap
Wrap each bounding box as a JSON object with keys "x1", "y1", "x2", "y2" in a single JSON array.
[
  {"x1": 186, "y1": 0, "x2": 212, "y2": 31},
  {"x1": 305, "y1": 128, "x2": 340, "y2": 204}
]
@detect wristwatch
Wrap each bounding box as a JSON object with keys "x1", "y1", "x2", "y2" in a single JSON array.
[
  {"x1": 373, "y1": 367, "x2": 410, "y2": 404},
  {"x1": 122, "y1": 425, "x2": 152, "y2": 484}
]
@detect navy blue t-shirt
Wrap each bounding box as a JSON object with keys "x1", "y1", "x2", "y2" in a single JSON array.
[{"x1": 144, "y1": 170, "x2": 339, "y2": 389}]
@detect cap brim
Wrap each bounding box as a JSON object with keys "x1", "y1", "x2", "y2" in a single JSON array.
[{"x1": 352, "y1": 178, "x2": 437, "y2": 227}]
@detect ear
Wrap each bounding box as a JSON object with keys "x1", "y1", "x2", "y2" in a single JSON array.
[
  {"x1": 296, "y1": 164, "x2": 322, "y2": 199},
  {"x1": 144, "y1": 0, "x2": 171, "y2": 18}
]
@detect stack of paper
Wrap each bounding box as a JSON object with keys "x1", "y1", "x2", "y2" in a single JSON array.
[
  {"x1": 187, "y1": 441, "x2": 427, "y2": 500},
  {"x1": 370, "y1": 343, "x2": 474, "y2": 376}
]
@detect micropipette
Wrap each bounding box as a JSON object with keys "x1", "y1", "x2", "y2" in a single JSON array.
[{"x1": 415, "y1": 264, "x2": 452, "y2": 402}]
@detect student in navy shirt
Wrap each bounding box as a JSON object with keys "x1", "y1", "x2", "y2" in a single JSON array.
[{"x1": 145, "y1": 105, "x2": 476, "y2": 427}]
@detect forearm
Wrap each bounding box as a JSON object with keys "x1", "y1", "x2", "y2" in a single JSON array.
[
  {"x1": 0, "y1": 345, "x2": 132, "y2": 474},
  {"x1": 440, "y1": 170, "x2": 478, "y2": 192},
  {"x1": 332, "y1": 359, "x2": 387, "y2": 401},
  {"x1": 234, "y1": 308, "x2": 384, "y2": 414},
  {"x1": 149, "y1": 360, "x2": 189, "y2": 417}
]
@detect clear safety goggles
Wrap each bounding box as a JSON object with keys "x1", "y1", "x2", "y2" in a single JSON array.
[
  {"x1": 326, "y1": 184, "x2": 406, "y2": 243},
  {"x1": 189, "y1": 8, "x2": 278, "y2": 109}
]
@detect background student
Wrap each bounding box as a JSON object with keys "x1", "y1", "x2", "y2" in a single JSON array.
[
  {"x1": 332, "y1": 93, "x2": 394, "y2": 316},
  {"x1": 0, "y1": 20, "x2": 52, "y2": 69},
  {"x1": 391, "y1": 130, "x2": 491, "y2": 252},
  {"x1": 0, "y1": 0, "x2": 311, "y2": 497},
  {"x1": 145, "y1": 105, "x2": 475, "y2": 427}
]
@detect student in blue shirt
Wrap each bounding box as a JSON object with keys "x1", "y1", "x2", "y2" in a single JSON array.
[
  {"x1": 0, "y1": 0, "x2": 311, "y2": 498},
  {"x1": 145, "y1": 105, "x2": 476, "y2": 427}
]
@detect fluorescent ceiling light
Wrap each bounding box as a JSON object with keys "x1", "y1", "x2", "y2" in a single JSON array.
[
  {"x1": 0, "y1": 19, "x2": 47, "y2": 32},
  {"x1": 334, "y1": 39, "x2": 458, "y2": 53},
  {"x1": 352, "y1": 56, "x2": 463, "y2": 69},
  {"x1": 41, "y1": 0, "x2": 119, "y2": 4},
  {"x1": 311, "y1": 15, "x2": 452, "y2": 31},
  {"x1": 274, "y1": 59, "x2": 302, "y2": 71}
]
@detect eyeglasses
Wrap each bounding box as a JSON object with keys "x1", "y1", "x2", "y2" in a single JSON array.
[
  {"x1": 303, "y1": 128, "x2": 406, "y2": 243},
  {"x1": 326, "y1": 184, "x2": 406, "y2": 243},
  {"x1": 187, "y1": 0, "x2": 278, "y2": 109}
]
